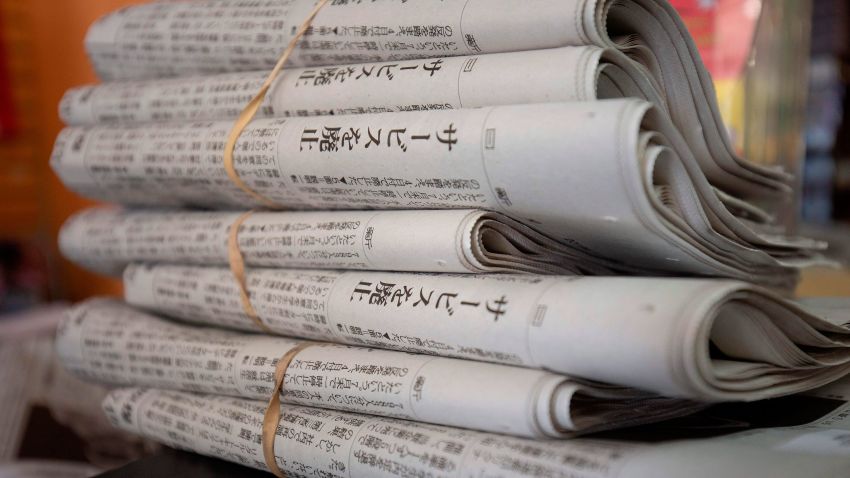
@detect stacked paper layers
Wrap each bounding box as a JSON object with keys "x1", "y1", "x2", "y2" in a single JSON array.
[
  {"x1": 50, "y1": 1, "x2": 850, "y2": 477},
  {"x1": 53, "y1": 1, "x2": 827, "y2": 286},
  {"x1": 101, "y1": 385, "x2": 850, "y2": 478},
  {"x1": 59, "y1": 299, "x2": 705, "y2": 438}
]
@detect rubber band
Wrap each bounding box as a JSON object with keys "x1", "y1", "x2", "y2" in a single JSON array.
[
  {"x1": 229, "y1": 217, "x2": 321, "y2": 477},
  {"x1": 262, "y1": 342, "x2": 318, "y2": 477},
  {"x1": 223, "y1": 0, "x2": 331, "y2": 208},
  {"x1": 223, "y1": 2, "x2": 332, "y2": 473},
  {"x1": 226, "y1": 210, "x2": 275, "y2": 334}
]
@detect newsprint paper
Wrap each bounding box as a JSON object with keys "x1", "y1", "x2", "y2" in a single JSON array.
[
  {"x1": 58, "y1": 299, "x2": 701, "y2": 438},
  {"x1": 51, "y1": 100, "x2": 822, "y2": 287},
  {"x1": 62, "y1": 47, "x2": 623, "y2": 126},
  {"x1": 101, "y1": 386, "x2": 850, "y2": 478},
  {"x1": 123, "y1": 264, "x2": 850, "y2": 402},
  {"x1": 83, "y1": 0, "x2": 789, "y2": 199},
  {"x1": 59, "y1": 207, "x2": 632, "y2": 276}
]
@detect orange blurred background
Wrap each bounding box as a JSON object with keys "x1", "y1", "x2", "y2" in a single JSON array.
[{"x1": 0, "y1": 0, "x2": 146, "y2": 302}]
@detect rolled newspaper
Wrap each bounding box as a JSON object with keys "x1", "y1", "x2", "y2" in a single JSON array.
[
  {"x1": 83, "y1": 0, "x2": 788, "y2": 199},
  {"x1": 58, "y1": 299, "x2": 700, "y2": 438},
  {"x1": 103, "y1": 387, "x2": 850, "y2": 478},
  {"x1": 50, "y1": 100, "x2": 820, "y2": 286},
  {"x1": 123, "y1": 264, "x2": 850, "y2": 401},
  {"x1": 63, "y1": 47, "x2": 645, "y2": 125},
  {"x1": 58, "y1": 207, "x2": 629, "y2": 276},
  {"x1": 103, "y1": 387, "x2": 642, "y2": 477}
]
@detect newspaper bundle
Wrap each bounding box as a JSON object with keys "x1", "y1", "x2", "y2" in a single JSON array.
[
  {"x1": 49, "y1": 1, "x2": 850, "y2": 475},
  {"x1": 82, "y1": 0, "x2": 789, "y2": 200},
  {"x1": 123, "y1": 264, "x2": 850, "y2": 401},
  {"x1": 58, "y1": 207, "x2": 629, "y2": 276},
  {"x1": 50, "y1": 100, "x2": 820, "y2": 287},
  {"x1": 102, "y1": 387, "x2": 850, "y2": 478},
  {"x1": 58, "y1": 299, "x2": 701, "y2": 438},
  {"x1": 62, "y1": 47, "x2": 632, "y2": 125}
]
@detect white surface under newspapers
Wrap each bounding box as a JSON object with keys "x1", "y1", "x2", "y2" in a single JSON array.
[
  {"x1": 50, "y1": 100, "x2": 820, "y2": 287},
  {"x1": 102, "y1": 387, "x2": 850, "y2": 478},
  {"x1": 82, "y1": 0, "x2": 790, "y2": 200},
  {"x1": 58, "y1": 207, "x2": 626, "y2": 276},
  {"x1": 58, "y1": 299, "x2": 700, "y2": 438},
  {"x1": 123, "y1": 264, "x2": 850, "y2": 401}
]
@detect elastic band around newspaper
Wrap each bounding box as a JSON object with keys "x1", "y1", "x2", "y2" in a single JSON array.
[
  {"x1": 223, "y1": 0, "x2": 331, "y2": 208},
  {"x1": 227, "y1": 210, "x2": 275, "y2": 334},
  {"x1": 263, "y1": 341, "x2": 318, "y2": 477},
  {"x1": 229, "y1": 213, "x2": 323, "y2": 476}
]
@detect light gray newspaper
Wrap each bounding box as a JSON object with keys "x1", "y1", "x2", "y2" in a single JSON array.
[
  {"x1": 102, "y1": 387, "x2": 850, "y2": 478},
  {"x1": 123, "y1": 263, "x2": 850, "y2": 401},
  {"x1": 58, "y1": 207, "x2": 629, "y2": 276},
  {"x1": 62, "y1": 47, "x2": 637, "y2": 125},
  {"x1": 50, "y1": 100, "x2": 822, "y2": 288},
  {"x1": 60, "y1": 43, "x2": 752, "y2": 221},
  {"x1": 58, "y1": 299, "x2": 700, "y2": 438},
  {"x1": 83, "y1": 0, "x2": 789, "y2": 200}
]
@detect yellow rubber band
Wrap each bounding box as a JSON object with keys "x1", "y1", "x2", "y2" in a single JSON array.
[
  {"x1": 222, "y1": 2, "x2": 332, "y2": 473},
  {"x1": 223, "y1": 0, "x2": 331, "y2": 208},
  {"x1": 262, "y1": 342, "x2": 318, "y2": 477},
  {"x1": 227, "y1": 210, "x2": 274, "y2": 334}
]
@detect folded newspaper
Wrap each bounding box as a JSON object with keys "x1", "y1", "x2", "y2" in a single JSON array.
[
  {"x1": 62, "y1": 47, "x2": 648, "y2": 125},
  {"x1": 50, "y1": 100, "x2": 821, "y2": 287},
  {"x1": 58, "y1": 207, "x2": 632, "y2": 276},
  {"x1": 83, "y1": 0, "x2": 789, "y2": 199},
  {"x1": 61, "y1": 43, "x2": 772, "y2": 219},
  {"x1": 102, "y1": 387, "x2": 850, "y2": 478},
  {"x1": 123, "y1": 264, "x2": 850, "y2": 401},
  {"x1": 58, "y1": 298, "x2": 701, "y2": 438}
]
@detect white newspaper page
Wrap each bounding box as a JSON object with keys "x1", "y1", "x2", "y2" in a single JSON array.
[
  {"x1": 83, "y1": 0, "x2": 789, "y2": 200},
  {"x1": 50, "y1": 100, "x2": 815, "y2": 286},
  {"x1": 62, "y1": 47, "x2": 617, "y2": 125},
  {"x1": 58, "y1": 207, "x2": 624, "y2": 276},
  {"x1": 58, "y1": 299, "x2": 700, "y2": 438},
  {"x1": 123, "y1": 264, "x2": 850, "y2": 401},
  {"x1": 103, "y1": 387, "x2": 645, "y2": 478},
  {"x1": 798, "y1": 298, "x2": 850, "y2": 327},
  {"x1": 103, "y1": 387, "x2": 850, "y2": 478},
  {"x1": 83, "y1": 0, "x2": 612, "y2": 80}
]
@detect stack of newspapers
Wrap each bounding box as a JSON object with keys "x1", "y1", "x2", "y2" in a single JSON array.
[{"x1": 51, "y1": 0, "x2": 850, "y2": 476}]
